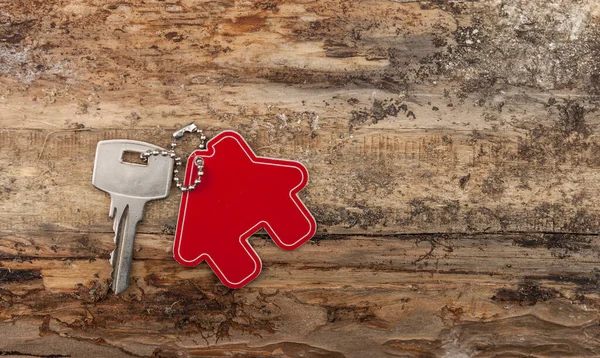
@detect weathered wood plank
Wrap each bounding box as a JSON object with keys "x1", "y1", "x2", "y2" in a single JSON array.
[
  {"x1": 2, "y1": 260, "x2": 600, "y2": 357},
  {"x1": 3, "y1": 233, "x2": 600, "y2": 356},
  {"x1": 1, "y1": 127, "x2": 599, "y2": 236},
  {"x1": 3, "y1": 233, "x2": 600, "y2": 280}
]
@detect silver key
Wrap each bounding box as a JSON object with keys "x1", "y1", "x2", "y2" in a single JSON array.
[{"x1": 92, "y1": 140, "x2": 173, "y2": 294}]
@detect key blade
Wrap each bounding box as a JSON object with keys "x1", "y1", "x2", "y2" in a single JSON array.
[
  {"x1": 110, "y1": 196, "x2": 146, "y2": 295},
  {"x1": 111, "y1": 203, "x2": 130, "y2": 294}
]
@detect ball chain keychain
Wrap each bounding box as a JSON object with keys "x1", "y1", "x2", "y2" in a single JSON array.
[
  {"x1": 139, "y1": 123, "x2": 206, "y2": 192},
  {"x1": 92, "y1": 122, "x2": 317, "y2": 294}
]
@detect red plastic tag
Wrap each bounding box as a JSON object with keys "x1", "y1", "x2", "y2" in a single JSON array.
[{"x1": 174, "y1": 131, "x2": 317, "y2": 288}]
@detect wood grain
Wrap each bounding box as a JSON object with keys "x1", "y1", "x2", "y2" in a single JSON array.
[{"x1": 1, "y1": 0, "x2": 600, "y2": 356}]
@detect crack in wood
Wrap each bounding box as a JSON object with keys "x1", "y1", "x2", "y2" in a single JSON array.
[{"x1": 0, "y1": 351, "x2": 70, "y2": 358}]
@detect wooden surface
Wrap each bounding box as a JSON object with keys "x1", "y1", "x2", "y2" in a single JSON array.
[{"x1": 1, "y1": 0, "x2": 600, "y2": 356}]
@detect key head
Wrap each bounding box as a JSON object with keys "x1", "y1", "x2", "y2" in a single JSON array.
[{"x1": 92, "y1": 140, "x2": 173, "y2": 200}]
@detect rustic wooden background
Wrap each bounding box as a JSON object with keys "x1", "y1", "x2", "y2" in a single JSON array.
[{"x1": 1, "y1": 0, "x2": 600, "y2": 357}]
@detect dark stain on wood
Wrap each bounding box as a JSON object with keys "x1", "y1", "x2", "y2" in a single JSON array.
[
  {"x1": 0, "y1": 19, "x2": 35, "y2": 44},
  {"x1": 153, "y1": 342, "x2": 345, "y2": 358},
  {"x1": 492, "y1": 284, "x2": 560, "y2": 306},
  {"x1": 30, "y1": 280, "x2": 278, "y2": 342},
  {"x1": 513, "y1": 233, "x2": 592, "y2": 257},
  {"x1": 0, "y1": 268, "x2": 42, "y2": 283}
]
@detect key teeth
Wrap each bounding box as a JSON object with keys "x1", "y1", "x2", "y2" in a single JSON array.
[
  {"x1": 109, "y1": 198, "x2": 133, "y2": 295},
  {"x1": 109, "y1": 251, "x2": 123, "y2": 294},
  {"x1": 109, "y1": 199, "x2": 116, "y2": 219},
  {"x1": 110, "y1": 250, "x2": 128, "y2": 295},
  {"x1": 110, "y1": 200, "x2": 125, "y2": 242}
]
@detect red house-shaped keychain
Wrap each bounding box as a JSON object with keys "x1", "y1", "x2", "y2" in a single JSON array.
[{"x1": 174, "y1": 131, "x2": 317, "y2": 288}]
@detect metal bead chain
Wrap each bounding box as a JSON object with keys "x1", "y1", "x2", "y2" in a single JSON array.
[{"x1": 140, "y1": 124, "x2": 207, "y2": 192}]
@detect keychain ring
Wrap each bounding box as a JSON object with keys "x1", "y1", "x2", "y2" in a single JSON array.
[{"x1": 140, "y1": 123, "x2": 206, "y2": 192}]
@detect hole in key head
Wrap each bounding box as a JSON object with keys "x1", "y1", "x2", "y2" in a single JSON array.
[{"x1": 121, "y1": 151, "x2": 148, "y2": 166}]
